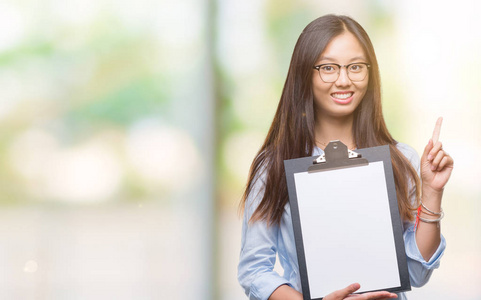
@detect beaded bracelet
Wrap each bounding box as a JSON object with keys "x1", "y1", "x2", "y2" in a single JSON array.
[
  {"x1": 418, "y1": 211, "x2": 444, "y2": 223},
  {"x1": 421, "y1": 201, "x2": 443, "y2": 216},
  {"x1": 414, "y1": 203, "x2": 444, "y2": 231}
]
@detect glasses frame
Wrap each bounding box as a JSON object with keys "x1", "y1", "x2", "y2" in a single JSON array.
[{"x1": 313, "y1": 62, "x2": 371, "y2": 83}]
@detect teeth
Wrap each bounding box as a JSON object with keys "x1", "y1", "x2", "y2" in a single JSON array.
[{"x1": 332, "y1": 92, "x2": 353, "y2": 99}]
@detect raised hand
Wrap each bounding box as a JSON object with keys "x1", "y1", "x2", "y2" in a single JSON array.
[{"x1": 421, "y1": 117, "x2": 454, "y2": 192}]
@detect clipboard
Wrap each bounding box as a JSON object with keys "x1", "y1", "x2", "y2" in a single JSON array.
[{"x1": 284, "y1": 141, "x2": 411, "y2": 299}]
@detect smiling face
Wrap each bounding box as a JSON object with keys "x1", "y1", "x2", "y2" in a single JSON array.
[{"x1": 312, "y1": 31, "x2": 369, "y2": 120}]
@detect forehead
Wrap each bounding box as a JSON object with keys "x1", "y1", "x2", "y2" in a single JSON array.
[{"x1": 317, "y1": 31, "x2": 366, "y2": 62}]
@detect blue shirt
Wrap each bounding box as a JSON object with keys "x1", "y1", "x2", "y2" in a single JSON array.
[{"x1": 238, "y1": 142, "x2": 446, "y2": 300}]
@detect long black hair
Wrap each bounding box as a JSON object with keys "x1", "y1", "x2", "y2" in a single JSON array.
[{"x1": 241, "y1": 14, "x2": 420, "y2": 225}]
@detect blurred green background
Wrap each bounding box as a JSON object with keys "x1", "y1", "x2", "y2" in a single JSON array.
[{"x1": 0, "y1": 0, "x2": 479, "y2": 299}]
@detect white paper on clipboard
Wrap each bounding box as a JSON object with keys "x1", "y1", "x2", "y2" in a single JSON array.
[{"x1": 293, "y1": 161, "x2": 400, "y2": 298}]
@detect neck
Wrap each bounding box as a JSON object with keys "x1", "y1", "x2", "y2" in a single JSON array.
[{"x1": 315, "y1": 114, "x2": 356, "y2": 149}]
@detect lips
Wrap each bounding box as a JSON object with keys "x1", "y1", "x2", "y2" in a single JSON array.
[{"x1": 331, "y1": 92, "x2": 354, "y2": 104}]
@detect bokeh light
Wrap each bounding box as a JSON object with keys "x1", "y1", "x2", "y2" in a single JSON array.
[{"x1": 0, "y1": 0, "x2": 479, "y2": 299}]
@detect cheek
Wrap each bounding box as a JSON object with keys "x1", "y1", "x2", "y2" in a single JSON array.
[
  {"x1": 312, "y1": 86, "x2": 331, "y2": 109},
  {"x1": 355, "y1": 81, "x2": 369, "y2": 99},
  {"x1": 312, "y1": 82, "x2": 331, "y2": 99}
]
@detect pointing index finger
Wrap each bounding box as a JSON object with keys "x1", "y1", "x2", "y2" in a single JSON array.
[{"x1": 432, "y1": 117, "x2": 443, "y2": 144}]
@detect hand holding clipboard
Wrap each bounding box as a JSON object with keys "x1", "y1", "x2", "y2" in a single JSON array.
[
  {"x1": 421, "y1": 117, "x2": 454, "y2": 192},
  {"x1": 323, "y1": 283, "x2": 397, "y2": 300}
]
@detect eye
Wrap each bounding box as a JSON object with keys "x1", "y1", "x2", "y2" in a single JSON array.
[
  {"x1": 320, "y1": 65, "x2": 337, "y2": 73},
  {"x1": 349, "y1": 64, "x2": 364, "y2": 72}
]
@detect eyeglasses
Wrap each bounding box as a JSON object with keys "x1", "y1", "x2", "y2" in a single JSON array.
[{"x1": 313, "y1": 62, "x2": 370, "y2": 83}]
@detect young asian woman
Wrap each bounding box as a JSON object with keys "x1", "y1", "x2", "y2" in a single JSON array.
[{"x1": 237, "y1": 14, "x2": 453, "y2": 300}]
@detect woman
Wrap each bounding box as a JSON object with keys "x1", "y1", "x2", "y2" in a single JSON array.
[{"x1": 237, "y1": 14, "x2": 453, "y2": 300}]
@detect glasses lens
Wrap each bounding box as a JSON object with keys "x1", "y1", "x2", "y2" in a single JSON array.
[
  {"x1": 347, "y1": 64, "x2": 368, "y2": 81},
  {"x1": 318, "y1": 63, "x2": 369, "y2": 82},
  {"x1": 319, "y1": 64, "x2": 339, "y2": 83}
]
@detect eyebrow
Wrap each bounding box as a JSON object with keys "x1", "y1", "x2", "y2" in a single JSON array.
[{"x1": 318, "y1": 56, "x2": 367, "y2": 63}]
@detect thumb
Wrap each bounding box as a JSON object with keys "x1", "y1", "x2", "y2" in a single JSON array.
[
  {"x1": 334, "y1": 283, "x2": 361, "y2": 297},
  {"x1": 421, "y1": 138, "x2": 433, "y2": 161}
]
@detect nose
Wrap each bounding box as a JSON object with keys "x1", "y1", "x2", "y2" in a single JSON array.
[{"x1": 335, "y1": 67, "x2": 351, "y2": 87}]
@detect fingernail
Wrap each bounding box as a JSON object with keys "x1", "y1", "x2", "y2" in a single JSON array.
[
  {"x1": 428, "y1": 155, "x2": 432, "y2": 160},
  {"x1": 431, "y1": 165, "x2": 436, "y2": 171}
]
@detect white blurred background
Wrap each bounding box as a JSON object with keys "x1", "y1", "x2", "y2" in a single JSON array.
[{"x1": 0, "y1": 0, "x2": 479, "y2": 299}]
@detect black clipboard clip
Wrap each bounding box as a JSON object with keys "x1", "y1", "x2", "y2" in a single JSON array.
[{"x1": 308, "y1": 140, "x2": 368, "y2": 173}]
